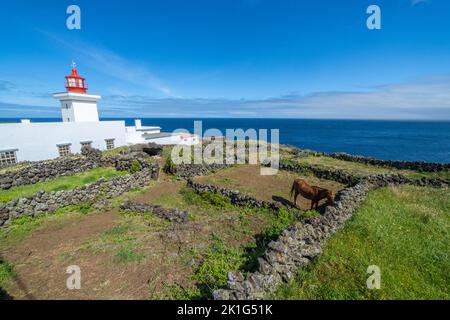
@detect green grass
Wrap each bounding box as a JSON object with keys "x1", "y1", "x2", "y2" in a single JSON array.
[
  {"x1": 273, "y1": 185, "x2": 450, "y2": 300},
  {"x1": 180, "y1": 187, "x2": 234, "y2": 209},
  {"x1": 0, "y1": 167, "x2": 127, "y2": 203},
  {"x1": 0, "y1": 163, "x2": 27, "y2": 175},
  {"x1": 406, "y1": 171, "x2": 450, "y2": 181},
  {"x1": 80, "y1": 221, "x2": 147, "y2": 265},
  {"x1": 102, "y1": 146, "x2": 128, "y2": 156},
  {"x1": 192, "y1": 236, "x2": 247, "y2": 294},
  {"x1": 114, "y1": 244, "x2": 145, "y2": 264},
  {"x1": 0, "y1": 259, "x2": 15, "y2": 287}
]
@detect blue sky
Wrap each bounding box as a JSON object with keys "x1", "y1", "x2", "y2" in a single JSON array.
[{"x1": 1, "y1": 0, "x2": 450, "y2": 119}]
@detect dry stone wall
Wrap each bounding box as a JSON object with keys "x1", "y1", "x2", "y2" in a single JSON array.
[
  {"x1": 0, "y1": 157, "x2": 97, "y2": 190},
  {"x1": 0, "y1": 165, "x2": 160, "y2": 227},
  {"x1": 279, "y1": 162, "x2": 360, "y2": 186},
  {"x1": 329, "y1": 152, "x2": 450, "y2": 172},
  {"x1": 0, "y1": 145, "x2": 158, "y2": 191},
  {"x1": 187, "y1": 180, "x2": 282, "y2": 211},
  {"x1": 120, "y1": 201, "x2": 188, "y2": 223},
  {"x1": 166, "y1": 163, "x2": 231, "y2": 180},
  {"x1": 289, "y1": 148, "x2": 450, "y2": 173}
]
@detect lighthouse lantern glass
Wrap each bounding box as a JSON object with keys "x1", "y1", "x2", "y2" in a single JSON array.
[{"x1": 65, "y1": 67, "x2": 88, "y2": 94}]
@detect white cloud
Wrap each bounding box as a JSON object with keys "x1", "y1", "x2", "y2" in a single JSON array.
[
  {"x1": 37, "y1": 29, "x2": 173, "y2": 97},
  {"x1": 0, "y1": 80, "x2": 16, "y2": 91},
  {"x1": 95, "y1": 74, "x2": 450, "y2": 120},
  {"x1": 411, "y1": 0, "x2": 429, "y2": 6}
]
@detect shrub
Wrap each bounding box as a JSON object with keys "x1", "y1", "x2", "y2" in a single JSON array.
[
  {"x1": 0, "y1": 260, "x2": 15, "y2": 287},
  {"x1": 129, "y1": 160, "x2": 142, "y2": 174},
  {"x1": 192, "y1": 238, "x2": 245, "y2": 293},
  {"x1": 163, "y1": 156, "x2": 177, "y2": 174},
  {"x1": 180, "y1": 187, "x2": 232, "y2": 209}
]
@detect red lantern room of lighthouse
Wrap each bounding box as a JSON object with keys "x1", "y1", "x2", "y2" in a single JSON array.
[
  {"x1": 54, "y1": 63, "x2": 101, "y2": 123},
  {"x1": 65, "y1": 65, "x2": 88, "y2": 94}
]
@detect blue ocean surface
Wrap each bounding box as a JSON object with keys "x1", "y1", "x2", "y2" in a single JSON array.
[{"x1": 1, "y1": 118, "x2": 449, "y2": 163}]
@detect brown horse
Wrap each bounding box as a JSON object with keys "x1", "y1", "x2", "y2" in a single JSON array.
[{"x1": 290, "y1": 179, "x2": 335, "y2": 210}]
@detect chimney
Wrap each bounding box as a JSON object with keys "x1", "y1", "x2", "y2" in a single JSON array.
[{"x1": 135, "y1": 119, "x2": 142, "y2": 129}]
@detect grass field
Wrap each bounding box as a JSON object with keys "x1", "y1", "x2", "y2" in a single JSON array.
[
  {"x1": 274, "y1": 185, "x2": 450, "y2": 300},
  {"x1": 0, "y1": 167, "x2": 127, "y2": 203}
]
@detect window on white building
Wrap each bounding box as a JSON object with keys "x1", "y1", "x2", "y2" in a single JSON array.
[
  {"x1": 0, "y1": 150, "x2": 18, "y2": 166},
  {"x1": 80, "y1": 141, "x2": 92, "y2": 148},
  {"x1": 57, "y1": 144, "x2": 72, "y2": 157},
  {"x1": 105, "y1": 139, "x2": 115, "y2": 150}
]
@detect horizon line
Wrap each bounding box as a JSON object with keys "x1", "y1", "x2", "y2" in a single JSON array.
[{"x1": 1, "y1": 116, "x2": 450, "y2": 123}]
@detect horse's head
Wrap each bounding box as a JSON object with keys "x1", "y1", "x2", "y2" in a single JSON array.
[{"x1": 327, "y1": 191, "x2": 335, "y2": 205}]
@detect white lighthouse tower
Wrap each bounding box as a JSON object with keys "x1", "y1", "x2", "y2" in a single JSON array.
[{"x1": 53, "y1": 63, "x2": 101, "y2": 122}]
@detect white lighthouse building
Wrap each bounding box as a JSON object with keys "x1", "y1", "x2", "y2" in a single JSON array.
[
  {"x1": 0, "y1": 65, "x2": 198, "y2": 165},
  {"x1": 54, "y1": 66, "x2": 101, "y2": 123}
]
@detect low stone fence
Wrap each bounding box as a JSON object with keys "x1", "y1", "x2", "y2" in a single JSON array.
[
  {"x1": 329, "y1": 152, "x2": 450, "y2": 172},
  {"x1": 0, "y1": 165, "x2": 160, "y2": 227},
  {"x1": 99, "y1": 155, "x2": 153, "y2": 172},
  {"x1": 187, "y1": 180, "x2": 282, "y2": 211},
  {"x1": 289, "y1": 148, "x2": 450, "y2": 173},
  {"x1": 279, "y1": 162, "x2": 360, "y2": 186},
  {"x1": 211, "y1": 173, "x2": 430, "y2": 300},
  {"x1": 166, "y1": 163, "x2": 231, "y2": 180},
  {"x1": 120, "y1": 201, "x2": 188, "y2": 223},
  {"x1": 0, "y1": 146, "x2": 158, "y2": 191},
  {"x1": 0, "y1": 156, "x2": 97, "y2": 190}
]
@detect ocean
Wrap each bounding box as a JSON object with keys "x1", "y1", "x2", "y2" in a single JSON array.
[{"x1": 1, "y1": 118, "x2": 449, "y2": 163}]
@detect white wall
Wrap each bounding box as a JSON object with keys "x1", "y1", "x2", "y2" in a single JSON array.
[
  {"x1": 54, "y1": 92, "x2": 101, "y2": 123},
  {"x1": 147, "y1": 135, "x2": 199, "y2": 146},
  {"x1": 0, "y1": 121, "x2": 127, "y2": 162},
  {"x1": 60, "y1": 101, "x2": 99, "y2": 122},
  {"x1": 72, "y1": 101, "x2": 100, "y2": 122},
  {"x1": 125, "y1": 126, "x2": 161, "y2": 144}
]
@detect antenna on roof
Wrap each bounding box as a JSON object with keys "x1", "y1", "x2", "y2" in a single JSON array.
[{"x1": 72, "y1": 61, "x2": 77, "y2": 69}]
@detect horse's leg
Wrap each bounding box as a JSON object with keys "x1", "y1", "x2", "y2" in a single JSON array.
[
  {"x1": 310, "y1": 200, "x2": 314, "y2": 210},
  {"x1": 294, "y1": 191, "x2": 299, "y2": 207}
]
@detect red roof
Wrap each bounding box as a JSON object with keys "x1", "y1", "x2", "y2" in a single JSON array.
[{"x1": 65, "y1": 68, "x2": 85, "y2": 80}]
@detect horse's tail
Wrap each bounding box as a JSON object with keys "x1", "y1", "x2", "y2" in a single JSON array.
[{"x1": 290, "y1": 181, "x2": 296, "y2": 199}]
